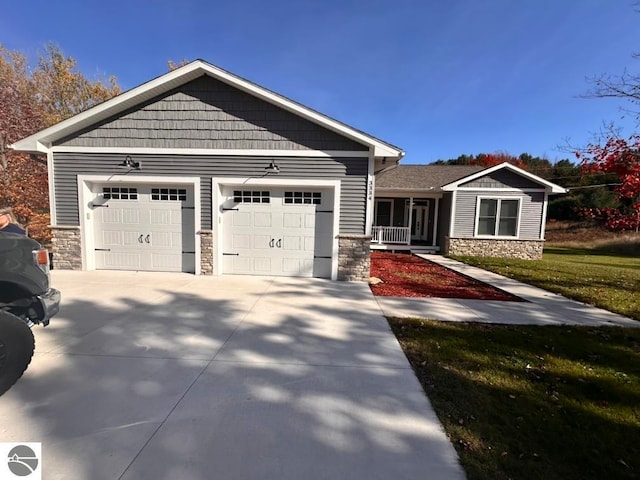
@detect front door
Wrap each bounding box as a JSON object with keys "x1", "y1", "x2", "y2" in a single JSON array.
[{"x1": 411, "y1": 204, "x2": 429, "y2": 241}]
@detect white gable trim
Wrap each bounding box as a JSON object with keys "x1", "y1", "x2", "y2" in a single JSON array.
[
  {"x1": 50, "y1": 146, "x2": 370, "y2": 157},
  {"x1": 441, "y1": 162, "x2": 566, "y2": 194},
  {"x1": 11, "y1": 60, "x2": 403, "y2": 159}
]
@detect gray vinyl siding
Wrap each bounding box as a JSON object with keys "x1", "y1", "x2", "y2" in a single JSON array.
[
  {"x1": 438, "y1": 192, "x2": 452, "y2": 246},
  {"x1": 55, "y1": 76, "x2": 368, "y2": 152},
  {"x1": 460, "y1": 169, "x2": 542, "y2": 189},
  {"x1": 452, "y1": 190, "x2": 545, "y2": 240},
  {"x1": 52, "y1": 153, "x2": 367, "y2": 233},
  {"x1": 427, "y1": 199, "x2": 435, "y2": 243}
]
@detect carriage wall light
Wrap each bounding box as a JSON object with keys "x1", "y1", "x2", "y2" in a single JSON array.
[
  {"x1": 118, "y1": 155, "x2": 141, "y2": 170},
  {"x1": 264, "y1": 160, "x2": 280, "y2": 174}
]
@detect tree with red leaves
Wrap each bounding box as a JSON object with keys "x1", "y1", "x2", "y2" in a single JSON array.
[
  {"x1": 0, "y1": 44, "x2": 120, "y2": 243},
  {"x1": 578, "y1": 135, "x2": 640, "y2": 231},
  {"x1": 474, "y1": 152, "x2": 526, "y2": 169}
]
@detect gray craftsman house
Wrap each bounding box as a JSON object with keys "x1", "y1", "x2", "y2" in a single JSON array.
[
  {"x1": 373, "y1": 163, "x2": 566, "y2": 259},
  {"x1": 11, "y1": 60, "x2": 403, "y2": 281},
  {"x1": 12, "y1": 59, "x2": 565, "y2": 280}
]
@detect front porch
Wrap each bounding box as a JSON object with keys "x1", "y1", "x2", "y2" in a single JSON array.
[{"x1": 371, "y1": 196, "x2": 441, "y2": 254}]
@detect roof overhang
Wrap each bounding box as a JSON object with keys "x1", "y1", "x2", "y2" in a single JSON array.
[
  {"x1": 374, "y1": 187, "x2": 443, "y2": 199},
  {"x1": 10, "y1": 60, "x2": 404, "y2": 159},
  {"x1": 440, "y1": 162, "x2": 567, "y2": 194},
  {"x1": 375, "y1": 187, "x2": 440, "y2": 193}
]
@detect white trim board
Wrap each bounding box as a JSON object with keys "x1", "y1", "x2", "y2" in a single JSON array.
[
  {"x1": 50, "y1": 146, "x2": 371, "y2": 158},
  {"x1": 365, "y1": 152, "x2": 375, "y2": 236},
  {"x1": 47, "y1": 150, "x2": 57, "y2": 225},
  {"x1": 211, "y1": 177, "x2": 341, "y2": 280}
]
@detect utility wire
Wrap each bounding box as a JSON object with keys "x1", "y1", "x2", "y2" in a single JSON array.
[{"x1": 566, "y1": 183, "x2": 622, "y2": 191}]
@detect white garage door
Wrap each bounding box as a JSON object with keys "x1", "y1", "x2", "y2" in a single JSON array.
[
  {"x1": 222, "y1": 188, "x2": 333, "y2": 277},
  {"x1": 92, "y1": 184, "x2": 195, "y2": 272}
]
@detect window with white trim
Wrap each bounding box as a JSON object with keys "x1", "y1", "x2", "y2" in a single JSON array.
[{"x1": 476, "y1": 198, "x2": 519, "y2": 237}]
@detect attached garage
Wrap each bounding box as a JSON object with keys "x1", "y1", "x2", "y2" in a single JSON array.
[{"x1": 11, "y1": 60, "x2": 404, "y2": 281}]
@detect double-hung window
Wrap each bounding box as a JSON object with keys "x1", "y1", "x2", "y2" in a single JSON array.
[{"x1": 476, "y1": 198, "x2": 520, "y2": 237}]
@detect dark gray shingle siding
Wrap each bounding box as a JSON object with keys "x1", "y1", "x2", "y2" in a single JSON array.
[
  {"x1": 54, "y1": 76, "x2": 368, "y2": 151},
  {"x1": 460, "y1": 169, "x2": 542, "y2": 189}
]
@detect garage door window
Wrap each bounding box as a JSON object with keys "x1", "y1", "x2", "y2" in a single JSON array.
[
  {"x1": 233, "y1": 190, "x2": 270, "y2": 203},
  {"x1": 151, "y1": 188, "x2": 187, "y2": 201},
  {"x1": 102, "y1": 187, "x2": 138, "y2": 200},
  {"x1": 284, "y1": 191, "x2": 321, "y2": 205}
]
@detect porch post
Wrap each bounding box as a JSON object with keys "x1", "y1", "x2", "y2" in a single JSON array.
[
  {"x1": 407, "y1": 197, "x2": 413, "y2": 245},
  {"x1": 432, "y1": 197, "x2": 440, "y2": 247}
]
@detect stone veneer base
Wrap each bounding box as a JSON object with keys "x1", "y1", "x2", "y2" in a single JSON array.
[
  {"x1": 444, "y1": 237, "x2": 544, "y2": 260},
  {"x1": 198, "y1": 230, "x2": 213, "y2": 275},
  {"x1": 338, "y1": 234, "x2": 371, "y2": 281},
  {"x1": 49, "y1": 227, "x2": 371, "y2": 279},
  {"x1": 51, "y1": 226, "x2": 83, "y2": 270}
]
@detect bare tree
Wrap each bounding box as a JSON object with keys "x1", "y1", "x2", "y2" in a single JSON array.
[{"x1": 582, "y1": 52, "x2": 640, "y2": 125}]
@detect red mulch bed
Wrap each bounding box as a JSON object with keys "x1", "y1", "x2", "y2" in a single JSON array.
[{"x1": 370, "y1": 251, "x2": 522, "y2": 301}]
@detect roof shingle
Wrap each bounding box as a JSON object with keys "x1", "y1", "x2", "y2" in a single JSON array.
[{"x1": 375, "y1": 165, "x2": 485, "y2": 190}]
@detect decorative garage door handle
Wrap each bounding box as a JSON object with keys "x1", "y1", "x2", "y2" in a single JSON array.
[
  {"x1": 269, "y1": 238, "x2": 275, "y2": 248},
  {"x1": 145, "y1": 235, "x2": 150, "y2": 244},
  {"x1": 138, "y1": 234, "x2": 144, "y2": 243},
  {"x1": 276, "y1": 239, "x2": 282, "y2": 248}
]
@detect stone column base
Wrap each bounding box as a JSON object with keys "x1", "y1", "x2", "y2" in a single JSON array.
[
  {"x1": 444, "y1": 237, "x2": 544, "y2": 260},
  {"x1": 51, "y1": 226, "x2": 82, "y2": 270},
  {"x1": 338, "y1": 234, "x2": 371, "y2": 281},
  {"x1": 198, "y1": 230, "x2": 214, "y2": 275}
]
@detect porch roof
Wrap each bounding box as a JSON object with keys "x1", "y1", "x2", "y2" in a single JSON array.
[{"x1": 375, "y1": 165, "x2": 483, "y2": 190}]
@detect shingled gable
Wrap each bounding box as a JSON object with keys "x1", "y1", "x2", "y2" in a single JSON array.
[
  {"x1": 11, "y1": 59, "x2": 404, "y2": 159},
  {"x1": 441, "y1": 162, "x2": 566, "y2": 193}
]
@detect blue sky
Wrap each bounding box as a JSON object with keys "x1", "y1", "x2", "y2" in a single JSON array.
[{"x1": 2, "y1": 0, "x2": 638, "y2": 163}]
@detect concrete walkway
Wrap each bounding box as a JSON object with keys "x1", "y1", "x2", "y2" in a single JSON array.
[
  {"x1": 375, "y1": 255, "x2": 638, "y2": 327},
  {"x1": 1, "y1": 271, "x2": 465, "y2": 480}
]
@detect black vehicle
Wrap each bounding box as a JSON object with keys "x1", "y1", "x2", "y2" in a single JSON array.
[{"x1": 0, "y1": 232, "x2": 61, "y2": 395}]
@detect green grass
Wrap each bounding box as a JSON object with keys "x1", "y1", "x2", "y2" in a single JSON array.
[
  {"x1": 452, "y1": 248, "x2": 640, "y2": 321},
  {"x1": 389, "y1": 319, "x2": 640, "y2": 480}
]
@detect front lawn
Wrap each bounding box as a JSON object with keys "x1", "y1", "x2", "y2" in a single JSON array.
[
  {"x1": 453, "y1": 248, "x2": 640, "y2": 321},
  {"x1": 389, "y1": 318, "x2": 640, "y2": 480}
]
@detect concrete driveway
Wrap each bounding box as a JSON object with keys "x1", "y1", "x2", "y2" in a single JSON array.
[{"x1": 0, "y1": 271, "x2": 464, "y2": 480}]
